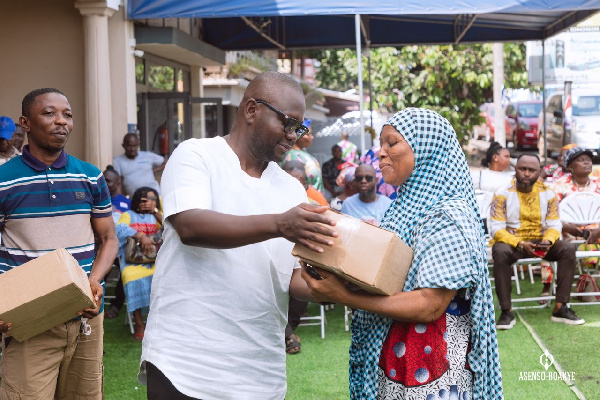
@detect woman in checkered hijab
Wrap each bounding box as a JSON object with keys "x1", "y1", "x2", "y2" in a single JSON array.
[{"x1": 302, "y1": 108, "x2": 502, "y2": 399}]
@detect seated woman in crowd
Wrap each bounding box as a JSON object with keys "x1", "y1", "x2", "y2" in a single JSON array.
[
  {"x1": 471, "y1": 142, "x2": 513, "y2": 232},
  {"x1": 540, "y1": 147, "x2": 600, "y2": 302},
  {"x1": 472, "y1": 141, "x2": 512, "y2": 189},
  {"x1": 540, "y1": 143, "x2": 576, "y2": 182},
  {"x1": 116, "y1": 187, "x2": 163, "y2": 340}
]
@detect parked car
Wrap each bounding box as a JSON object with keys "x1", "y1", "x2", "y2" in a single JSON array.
[
  {"x1": 505, "y1": 101, "x2": 542, "y2": 150},
  {"x1": 472, "y1": 103, "x2": 514, "y2": 144},
  {"x1": 538, "y1": 89, "x2": 600, "y2": 159}
]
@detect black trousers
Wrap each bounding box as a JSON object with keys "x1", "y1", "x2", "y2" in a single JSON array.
[
  {"x1": 147, "y1": 362, "x2": 199, "y2": 400},
  {"x1": 285, "y1": 297, "x2": 308, "y2": 338},
  {"x1": 111, "y1": 276, "x2": 125, "y2": 310},
  {"x1": 492, "y1": 240, "x2": 576, "y2": 310}
]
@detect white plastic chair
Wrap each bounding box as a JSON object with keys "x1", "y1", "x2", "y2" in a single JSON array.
[
  {"x1": 299, "y1": 304, "x2": 326, "y2": 339},
  {"x1": 559, "y1": 192, "x2": 600, "y2": 305},
  {"x1": 559, "y1": 192, "x2": 600, "y2": 225}
]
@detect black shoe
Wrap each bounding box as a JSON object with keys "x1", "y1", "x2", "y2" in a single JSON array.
[
  {"x1": 551, "y1": 305, "x2": 585, "y2": 325},
  {"x1": 496, "y1": 310, "x2": 516, "y2": 330}
]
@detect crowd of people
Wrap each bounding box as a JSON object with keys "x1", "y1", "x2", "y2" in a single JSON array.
[
  {"x1": 2, "y1": 73, "x2": 596, "y2": 399},
  {"x1": 473, "y1": 140, "x2": 597, "y2": 329}
]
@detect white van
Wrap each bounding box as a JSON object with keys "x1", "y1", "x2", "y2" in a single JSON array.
[{"x1": 538, "y1": 89, "x2": 600, "y2": 158}]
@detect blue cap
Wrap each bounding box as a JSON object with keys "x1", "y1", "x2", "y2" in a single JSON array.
[
  {"x1": 304, "y1": 119, "x2": 312, "y2": 129},
  {"x1": 0, "y1": 116, "x2": 16, "y2": 141}
]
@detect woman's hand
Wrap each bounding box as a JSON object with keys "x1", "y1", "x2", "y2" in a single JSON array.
[
  {"x1": 138, "y1": 197, "x2": 156, "y2": 214},
  {"x1": 139, "y1": 234, "x2": 155, "y2": 256},
  {"x1": 300, "y1": 262, "x2": 367, "y2": 305}
]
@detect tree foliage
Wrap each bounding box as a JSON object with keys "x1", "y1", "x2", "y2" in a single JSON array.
[{"x1": 315, "y1": 43, "x2": 530, "y2": 141}]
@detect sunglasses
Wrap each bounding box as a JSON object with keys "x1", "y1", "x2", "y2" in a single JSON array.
[
  {"x1": 354, "y1": 175, "x2": 375, "y2": 183},
  {"x1": 255, "y1": 99, "x2": 309, "y2": 140}
]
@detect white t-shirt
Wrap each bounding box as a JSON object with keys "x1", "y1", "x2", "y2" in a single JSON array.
[
  {"x1": 140, "y1": 137, "x2": 307, "y2": 400},
  {"x1": 113, "y1": 151, "x2": 164, "y2": 196},
  {"x1": 471, "y1": 169, "x2": 514, "y2": 220}
]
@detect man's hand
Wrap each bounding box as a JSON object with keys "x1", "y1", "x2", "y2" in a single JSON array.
[
  {"x1": 276, "y1": 204, "x2": 337, "y2": 253},
  {"x1": 518, "y1": 241, "x2": 538, "y2": 258},
  {"x1": 79, "y1": 279, "x2": 103, "y2": 319},
  {"x1": 0, "y1": 320, "x2": 12, "y2": 334},
  {"x1": 587, "y1": 228, "x2": 600, "y2": 244}
]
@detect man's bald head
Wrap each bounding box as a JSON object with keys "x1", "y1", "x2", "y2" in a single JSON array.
[
  {"x1": 243, "y1": 72, "x2": 303, "y2": 104},
  {"x1": 356, "y1": 163, "x2": 376, "y2": 176},
  {"x1": 231, "y1": 71, "x2": 306, "y2": 166}
]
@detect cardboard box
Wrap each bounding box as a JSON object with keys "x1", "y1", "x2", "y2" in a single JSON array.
[
  {"x1": 0, "y1": 248, "x2": 95, "y2": 342},
  {"x1": 292, "y1": 210, "x2": 413, "y2": 295}
]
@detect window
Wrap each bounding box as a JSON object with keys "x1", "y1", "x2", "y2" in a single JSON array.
[
  {"x1": 517, "y1": 103, "x2": 542, "y2": 118},
  {"x1": 572, "y1": 96, "x2": 600, "y2": 116}
]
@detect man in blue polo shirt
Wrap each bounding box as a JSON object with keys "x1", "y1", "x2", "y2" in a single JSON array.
[
  {"x1": 341, "y1": 163, "x2": 392, "y2": 226},
  {"x1": 0, "y1": 88, "x2": 118, "y2": 399}
]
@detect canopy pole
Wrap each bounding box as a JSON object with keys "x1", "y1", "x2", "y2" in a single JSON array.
[
  {"x1": 355, "y1": 14, "x2": 366, "y2": 157},
  {"x1": 367, "y1": 47, "x2": 374, "y2": 132},
  {"x1": 541, "y1": 40, "x2": 547, "y2": 165}
]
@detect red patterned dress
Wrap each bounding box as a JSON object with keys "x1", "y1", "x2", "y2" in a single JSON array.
[{"x1": 377, "y1": 294, "x2": 472, "y2": 399}]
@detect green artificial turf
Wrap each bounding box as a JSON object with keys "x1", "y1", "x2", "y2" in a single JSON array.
[
  {"x1": 101, "y1": 275, "x2": 600, "y2": 399},
  {"x1": 286, "y1": 304, "x2": 351, "y2": 399},
  {"x1": 506, "y1": 277, "x2": 600, "y2": 399},
  {"x1": 103, "y1": 313, "x2": 146, "y2": 400}
]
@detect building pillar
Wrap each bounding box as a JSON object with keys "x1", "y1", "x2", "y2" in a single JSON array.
[{"x1": 75, "y1": 0, "x2": 118, "y2": 168}]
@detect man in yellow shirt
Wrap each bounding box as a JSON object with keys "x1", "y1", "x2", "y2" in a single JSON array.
[{"x1": 490, "y1": 154, "x2": 584, "y2": 329}]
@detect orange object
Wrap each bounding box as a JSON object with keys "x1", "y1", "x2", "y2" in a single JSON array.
[{"x1": 158, "y1": 125, "x2": 169, "y2": 156}]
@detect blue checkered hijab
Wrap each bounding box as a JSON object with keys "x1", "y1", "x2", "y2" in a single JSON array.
[{"x1": 349, "y1": 109, "x2": 503, "y2": 399}]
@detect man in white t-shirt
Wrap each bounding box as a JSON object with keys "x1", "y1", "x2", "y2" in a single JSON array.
[
  {"x1": 140, "y1": 71, "x2": 338, "y2": 400},
  {"x1": 112, "y1": 133, "x2": 165, "y2": 196}
]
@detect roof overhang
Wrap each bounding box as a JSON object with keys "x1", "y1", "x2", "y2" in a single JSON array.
[{"x1": 135, "y1": 26, "x2": 225, "y2": 66}]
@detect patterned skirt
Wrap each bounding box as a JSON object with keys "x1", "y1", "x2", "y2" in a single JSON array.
[{"x1": 377, "y1": 296, "x2": 473, "y2": 400}]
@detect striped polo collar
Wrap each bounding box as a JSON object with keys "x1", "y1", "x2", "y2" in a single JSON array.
[{"x1": 21, "y1": 145, "x2": 68, "y2": 171}]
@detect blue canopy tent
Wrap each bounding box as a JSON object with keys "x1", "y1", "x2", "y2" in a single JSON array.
[
  {"x1": 128, "y1": 1, "x2": 600, "y2": 49},
  {"x1": 128, "y1": 0, "x2": 600, "y2": 151}
]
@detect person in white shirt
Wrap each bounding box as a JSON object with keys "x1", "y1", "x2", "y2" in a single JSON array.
[
  {"x1": 112, "y1": 133, "x2": 165, "y2": 197},
  {"x1": 140, "y1": 71, "x2": 337, "y2": 400},
  {"x1": 471, "y1": 142, "x2": 513, "y2": 232}
]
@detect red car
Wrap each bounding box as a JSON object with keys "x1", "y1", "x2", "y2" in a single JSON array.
[{"x1": 505, "y1": 101, "x2": 543, "y2": 150}]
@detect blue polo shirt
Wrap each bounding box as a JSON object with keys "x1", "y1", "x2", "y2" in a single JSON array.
[{"x1": 0, "y1": 146, "x2": 112, "y2": 308}]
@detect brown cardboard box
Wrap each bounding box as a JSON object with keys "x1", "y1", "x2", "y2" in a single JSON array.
[
  {"x1": 292, "y1": 210, "x2": 413, "y2": 295},
  {"x1": 0, "y1": 248, "x2": 95, "y2": 342}
]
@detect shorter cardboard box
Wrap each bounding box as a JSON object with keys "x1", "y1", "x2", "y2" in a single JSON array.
[
  {"x1": 0, "y1": 248, "x2": 95, "y2": 342},
  {"x1": 292, "y1": 210, "x2": 413, "y2": 295}
]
